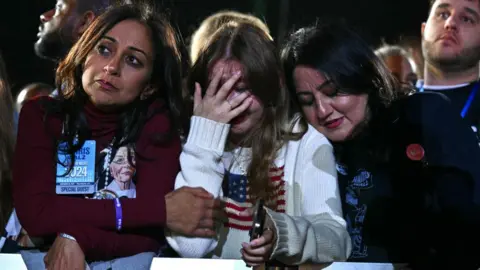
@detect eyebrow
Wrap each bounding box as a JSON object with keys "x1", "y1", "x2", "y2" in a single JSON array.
[
  {"x1": 316, "y1": 80, "x2": 334, "y2": 91},
  {"x1": 102, "y1": 36, "x2": 148, "y2": 58},
  {"x1": 296, "y1": 80, "x2": 334, "y2": 95},
  {"x1": 464, "y1": 6, "x2": 480, "y2": 20},
  {"x1": 435, "y1": 3, "x2": 451, "y2": 10}
]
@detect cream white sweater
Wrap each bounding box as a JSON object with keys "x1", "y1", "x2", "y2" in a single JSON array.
[{"x1": 166, "y1": 116, "x2": 352, "y2": 264}]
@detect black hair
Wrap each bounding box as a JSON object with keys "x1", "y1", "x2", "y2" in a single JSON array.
[{"x1": 282, "y1": 21, "x2": 405, "y2": 168}]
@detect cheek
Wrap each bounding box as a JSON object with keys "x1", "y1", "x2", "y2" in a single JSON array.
[
  {"x1": 250, "y1": 98, "x2": 264, "y2": 118},
  {"x1": 423, "y1": 23, "x2": 436, "y2": 40},
  {"x1": 301, "y1": 106, "x2": 317, "y2": 122},
  {"x1": 123, "y1": 70, "x2": 151, "y2": 97},
  {"x1": 335, "y1": 96, "x2": 367, "y2": 118},
  {"x1": 81, "y1": 56, "x2": 97, "y2": 93}
]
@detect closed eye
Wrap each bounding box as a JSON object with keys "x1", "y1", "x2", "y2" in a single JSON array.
[{"x1": 297, "y1": 92, "x2": 315, "y2": 106}]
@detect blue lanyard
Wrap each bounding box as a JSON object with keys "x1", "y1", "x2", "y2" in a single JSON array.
[{"x1": 419, "y1": 82, "x2": 479, "y2": 118}]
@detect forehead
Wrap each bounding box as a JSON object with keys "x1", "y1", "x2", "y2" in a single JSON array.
[
  {"x1": 210, "y1": 59, "x2": 244, "y2": 74},
  {"x1": 105, "y1": 20, "x2": 153, "y2": 55},
  {"x1": 293, "y1": 65, "x2": 328, "y2": 89},
  {"x1": 432, "y1": 0, "x2": 480, "y2": 11}
]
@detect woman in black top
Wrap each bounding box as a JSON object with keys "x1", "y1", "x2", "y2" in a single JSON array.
[{"x1": 282, "y1": 22, "x2": 480, "y2": 269}]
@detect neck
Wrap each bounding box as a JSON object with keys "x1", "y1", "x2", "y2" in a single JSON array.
[
  {"x1": 228, "y1": 133, "x2": 252, "y2": 148},
  {"x1": 424, "y1": 62, "x2": 479, "y2": 86}
]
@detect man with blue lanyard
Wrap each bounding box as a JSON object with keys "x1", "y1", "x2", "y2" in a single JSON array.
[{"x1": 419, "y1": 0, "x2": 480, "y2": 141}]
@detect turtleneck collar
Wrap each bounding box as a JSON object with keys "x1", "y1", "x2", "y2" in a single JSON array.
[{"x1": 84, "y1": 100, "x2": 120, "y2": 139}]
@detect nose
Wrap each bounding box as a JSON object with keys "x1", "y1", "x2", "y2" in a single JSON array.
[
  {"x1": 103, "y1": 57, "x2": 121, "y2": 76},
  {"x1": 315, "y1": 95, "x2": 333, "y2": 121},
  {"x1": 40, "y1": 9, "x2": 55, "y2": 23},
  {"x1": 444, "y1": 14, "x2": 458, "y2": 31}
]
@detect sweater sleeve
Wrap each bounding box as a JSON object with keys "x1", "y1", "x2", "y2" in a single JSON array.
[
  {"x1": 268, "y1": 127, "x2": 352, "y2": 264},
  {"x1": 63, "y1": 226, "x2": 161, "y2": 261},
  {"x1": 13, "y1": 100, "x2": 180, "y2": 239},
  {"x1": 166, "y1": 116, "x2": 229, "y2": 258}
]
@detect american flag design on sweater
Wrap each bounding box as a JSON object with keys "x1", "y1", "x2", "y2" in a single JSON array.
[{"x1": 222, "y1": 166, "x2": 286, "y2": 230}]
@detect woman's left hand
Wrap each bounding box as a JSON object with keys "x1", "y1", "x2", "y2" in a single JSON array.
[
  {"x1": 44, "y1": 235, "x2": 86, "y2": 270},
  {"x1": 239, "y1": 210, "x2": 277, "y2": 266}
]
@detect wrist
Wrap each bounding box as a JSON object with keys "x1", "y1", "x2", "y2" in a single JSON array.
[{"x1": 114, "y1": 198, "x2": 123, "y2": 231}]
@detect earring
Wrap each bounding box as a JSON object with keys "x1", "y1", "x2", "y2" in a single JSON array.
[{"x1": 140, "y1": 86, "x2": 154, "y2": 100}]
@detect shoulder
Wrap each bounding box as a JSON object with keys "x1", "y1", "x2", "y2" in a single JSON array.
[
  {"x1": 285, "y1": 124, "x2": 333, "y2": 162},
  {"x1": 395, "y1": 92, "x2": 455, "y2": 127},
  {"x1": 17, "y1": 96, "x2": 62, "y2": 141},
  {"x1": 19, "y1": 96, "x2": 54, "y2": 117},
  {"x1": 18, "y1": 96, "x2": 60, "y2": 127},
  {"x1": 143, "y1": 100, "x2": 174, "y2": 136},
  {"x1": 136, "y1": 100, "x2": 181, "y2": 156}
]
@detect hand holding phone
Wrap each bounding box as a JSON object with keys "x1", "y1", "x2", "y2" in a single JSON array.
[{"x1": 249, "y1": 199, "x2": 265, "y2": 241}]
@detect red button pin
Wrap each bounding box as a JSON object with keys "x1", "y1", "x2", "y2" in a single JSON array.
[{"x1": 406, "y1": 144, "x2": 425, "y2": 161}]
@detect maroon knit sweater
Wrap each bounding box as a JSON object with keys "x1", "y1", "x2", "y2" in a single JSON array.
[{"x1": 13, "y1": 97, "x2": 181, "y2": 260}]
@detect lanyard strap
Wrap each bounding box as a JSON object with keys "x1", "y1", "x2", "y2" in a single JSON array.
[{"x1": 419, "y1": 82, "x2": 479, "y2": 119}]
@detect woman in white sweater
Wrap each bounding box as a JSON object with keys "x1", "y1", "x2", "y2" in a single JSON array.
[{"x1": 167, "y1": 22, "x2": 351, "y2": 266}]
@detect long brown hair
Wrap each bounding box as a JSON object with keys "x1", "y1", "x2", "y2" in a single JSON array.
[
  {"x1": 190, "y1": 10, "x2": 271, "y2": 64},
  {"x1": 187, "y1": 22, "x2": 301, "y2": 203},
  {"x1": 48, "y1": 2, "x2": 186, "y2": 173},
  {"x1": 0, "y1": 51, "x2": 15, "y2": 233}
]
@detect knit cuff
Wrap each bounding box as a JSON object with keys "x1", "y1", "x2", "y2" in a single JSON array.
[
  {"x1": 186, "y1": 116, "x2": 230, "y2": 153},
  {"x1": 265, "y1": 208, "x2": 288, "y2": 259}
]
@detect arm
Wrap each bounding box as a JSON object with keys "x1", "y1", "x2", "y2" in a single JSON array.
[
  {"x1": 13, "y1": 100, "x2": 180, "y2": 237},
  {"x1": 63, "y1": 226, "x2": 161, "y2": 261},
  {"x1": 166, "y1": 116, "x2": 229, "y2": 258},
  {"x1": 268, "y1": 128, "x2": 351, "y2": 264}
]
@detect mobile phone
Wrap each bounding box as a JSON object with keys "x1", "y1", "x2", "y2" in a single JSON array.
[{"x1": 249, "y1": 199, "x2": 265, "y2": 241}]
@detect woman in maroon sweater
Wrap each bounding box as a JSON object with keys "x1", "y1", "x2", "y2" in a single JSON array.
[{"x1": 14, "y1": 3, "x2": 223, "y2": 270}]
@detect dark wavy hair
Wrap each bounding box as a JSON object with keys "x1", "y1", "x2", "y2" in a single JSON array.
[
  {"x1": 0, "y1": 51, "x2": 15, "y2": 233},
  {"x1": 282, "y1": 21, "x2": 405, "y2": 166},
  {"x1": 46, "y1": 2, "x2": 185, "y2": 174},
  {"x1": 187, "y1": 22, "x2": 300, "y2": 203}
]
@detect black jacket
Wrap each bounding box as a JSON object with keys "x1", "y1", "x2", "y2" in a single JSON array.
[{"x1": 338, "y1": 92, "x2": 480, "y2": 269}]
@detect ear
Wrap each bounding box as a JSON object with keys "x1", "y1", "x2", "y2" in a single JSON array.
[
  {"x1": 421, "y1": 22, "x2": 426, "y2": 38},
  {"x1": 75, "y1": 11, "x2": 96, "y2": 38},
  {"x1": 140, "y1": 85, "x2": 155, "y2": 100}
]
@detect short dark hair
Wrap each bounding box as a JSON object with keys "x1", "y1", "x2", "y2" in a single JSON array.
[
  {"x1": 428, "y1": 0, "x2": 480, "y2": 13},
  {"x1": 76, "y1": 0, "x2": 114, "y2": 15}
]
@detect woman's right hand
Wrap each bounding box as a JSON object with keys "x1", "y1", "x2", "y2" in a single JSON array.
[{"x1": 193, "y1": 68, "x2": 253, "y2": 123}]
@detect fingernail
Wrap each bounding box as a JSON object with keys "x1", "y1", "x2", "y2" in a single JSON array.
[
  {"x1": 241, "y1": 242, "x2": 249, "y2": 248},
  {"x1": 235, "y1": 71, "x2": 242, "y2": 76}
]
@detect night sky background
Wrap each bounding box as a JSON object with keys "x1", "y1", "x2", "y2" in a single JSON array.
[{"x1": 0, "y1": 0, "x2": 430, "y2": 96}]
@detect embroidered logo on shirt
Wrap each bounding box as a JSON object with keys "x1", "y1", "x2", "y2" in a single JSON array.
[
  {"x1": 223, "y1": 166, "x2": 285, "y2": 230},
  {"x1": 338, "y1": 165, "x2": 373, "y2": 259}
]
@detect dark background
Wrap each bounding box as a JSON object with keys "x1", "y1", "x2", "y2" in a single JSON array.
[{"x1": 0, "y1": 0, "x2": 429, "y2": 96}]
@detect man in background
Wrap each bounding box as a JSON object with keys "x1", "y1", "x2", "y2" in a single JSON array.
[
  {"x1": 420, "y1": 0, "x2": 480, "y2": 140},
  {"x1": 35, "y1": 0, "x2": 113, "y2": 61}
]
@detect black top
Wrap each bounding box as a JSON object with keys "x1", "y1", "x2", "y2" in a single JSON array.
[
  {"x1": 337, "y1": 92, "x2": 480, "y2": 268},
  {"x1": 421, "y1": 80, "x2": 480, "y2": 142}
]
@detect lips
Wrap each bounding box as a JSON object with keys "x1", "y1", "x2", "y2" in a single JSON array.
[
  {"x1": 97, "y1": 79, "x2": 118, "y2": 91},
  {"x1": 323, "y1": 117, "x2": 344, "y2": 129},
  {"x1": 438, "y1": 34, "x2": 457, "y2": 44}
]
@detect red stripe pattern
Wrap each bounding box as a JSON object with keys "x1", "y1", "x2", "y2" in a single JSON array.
[{"x1": 223, "y1": 166, "x2": 286, "y2": 230}]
